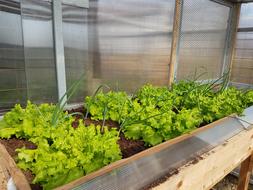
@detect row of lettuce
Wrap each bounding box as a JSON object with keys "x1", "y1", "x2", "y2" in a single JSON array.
[{"x1": 1, "y1": 81, "x2": 253, "y2": 189}]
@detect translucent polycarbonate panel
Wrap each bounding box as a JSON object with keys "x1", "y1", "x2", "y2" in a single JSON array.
[
  {"x1": 70, "y1": 116, "x2": 245, "y2": 190},
  {"x1": 0, "y1": 1, "x2": 27, "y2": 110},
  {"x1": 62, "y1": 4, "x2": 89, "y2": 103},
  {"x1": 177, "y1": 0, "x2": 230, "y2": 80},
  {"x1": 21, "y1": 0, "x2": 57, "y2": 103},
  {"x1": 231, "y1": 32, "x2": 253, "y2": 84},
  {"x1": 239, "y1": 3, "x2": 253, "y2": 28},
  {"x1": 231, "y1": 3, "x2": 253, "y2": 86},
  {"x1": 88, "y1": 0, "x2": 175, "y2": 93}
]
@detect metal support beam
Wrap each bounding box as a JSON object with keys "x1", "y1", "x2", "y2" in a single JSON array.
[
  {"x1": 238, "y1": 27, "x2": 253, "y2": 32},
  {"x1": 62, "y1": 0, "x2": 89, "y2": 8},
  {"x1": 225, "y1": 4, "x2": 241, "y2": 80},
  {"x1": 53, "y1": 0, "x2": 67, "y2": 102},
  {"x1": 168, "y1": 0, "x2": 183, "y2": 86},
  {"x1": 220, "y1": 3, "x2": 233, "y2": 77}
]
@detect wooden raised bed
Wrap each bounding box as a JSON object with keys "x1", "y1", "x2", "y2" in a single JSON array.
[
  {"x1": 1, "y1": 114, "x2": 253, "y2": 190},
  {"x1": 0, "y1": 143, "x2": 31, "y2": 190},
  {"x1": 152, "y1": 127, "x2": 253, "y2": 190}
]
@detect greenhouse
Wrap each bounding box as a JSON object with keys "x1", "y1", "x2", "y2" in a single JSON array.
[{"x1": 1, "y1": 0, "x2": 253, "y2": 189}]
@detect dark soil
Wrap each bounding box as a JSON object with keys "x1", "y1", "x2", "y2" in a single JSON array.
[
  {"x1": 1, "y1": 106, "x2": 148, "y2": 189},
  {"x1": 141, "y1": 168, "x2": 179, "y2": 190},
  {"x1": 68, "y1": 106, "x2": 148, "y2": 158},
  {"x1": 0, "y1": 138, "x2": 37, "y2": 158},
  {"x1": 1, "y1": 106, "x2": 224, "y2": 190},
  {"x1": 0, "y1": 138, "x2": 41, "y2": 189},
  {"x1": 118, "y1": 132, "x2": 146, "y2": 158}
]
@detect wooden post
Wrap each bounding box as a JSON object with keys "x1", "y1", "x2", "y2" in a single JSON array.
[
  {"x1": 0, "y1": 144, "x2": 31, "y2": 190},
  {"x1": 0, "y1": 164, "x2": 9, "y2": 190},
  {"x1": 227, "y1": 3, "x2": 241, "y2": 80},
  {"x1": 237, "y1": 154, "x2": 253, "y2": 190},
  {"x1": 168, "y1": 0, "x2": 183, "y2": 86}
]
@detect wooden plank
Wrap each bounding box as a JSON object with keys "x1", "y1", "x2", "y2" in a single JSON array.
[
  {"x1": 56, "y1": 115, "x2": 234, "y2": 190},
  {"x1": 0, "y1": 164, "x2": 8, "y2": 190},
  {"x1": 168, "y1": 0, "x2": 182, "y2": 86},
  {"x1": 0, "y1": 144, "x2": 31, "y2": 190},
  {"x1": 152, "y1": 127, "x2": 253, "y2": 190},
  {"x1": 237, "y1": 154, "x2": 253, "y2": 190},
  {"x1": 228, "y1": 4, "x2": 241, "y2": 79}
]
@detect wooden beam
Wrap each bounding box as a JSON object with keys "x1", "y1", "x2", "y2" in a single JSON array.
[
  {"x1": 0, "y1": 164, "x2": 8, "y2": 190},
  {"x1": 0, "y1": 144, "x2": 31, "y2": 190},
  {"x1": 237, "y1": 153, "x2": 253, "y2": 190},
  {"x1": 168, "y1": 0, "x2": 183, "y2": 86},
  {"x1": 152, "y1": 127, "x2": 253, "y2": 190},
  {"x1": 227, "y1": 3, "x2": 241, "y2": 79}
]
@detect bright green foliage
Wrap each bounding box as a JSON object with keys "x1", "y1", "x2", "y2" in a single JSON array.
[
  {"x1": 0, "y1": 102, "x2": 121, "y2": 190},
  {"x1": 0, "y1": 102, "x2": 62, "y2": 140},
  {"x1": 2, "y1": 81, "x2": 253, "y2": 189},
  {"x1": 122, "y1": 104, "x2": 176, "y2": 146},
  {"x1": 244, "y1": 90, "x2": 253, "y2": 107},
  {"x1": 171, "y1": 82, "x2": 247, "y2": 123},
  {"x1": 85, "y1": 91, "x2": 131, "y2": 122},
  {"x1": 187, "y1": 87, "x2": 246, "y2": 123},
  {"x1": 121, "y1": 84, "x2": 204, "y2": 146},
  {"x1": 136, "y1": 84, "x2": 175, "y2": 110},
  {"x1": 86, "y1": 82, "x2": 253, "y2": 146},
  {"x1": 174, "y1": 108, "x2": 203, "y2": 133},
  {"x1": 210, "y1": 87, "x2": 245, "y2": 119}
]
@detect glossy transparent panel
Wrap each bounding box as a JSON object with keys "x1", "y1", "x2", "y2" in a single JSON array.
[
  {"x1": 177, "y1": 0, "x2": 230, "y2": 80},
  {"x1": 231, "y1": 32, "x2": 253, "y2": 85},
  {"x1": 239, "y1": 3, "x2": 253, "y2": 28},
  {"x1": 62, "y1": 4, "x2": 89, "y2": 103},
  {"x1": 88, "y1": 0, "x2": 175, "y2": 93},
  {"x1": 21, "y1": 0, "x2": 57, "y2": 103},
  {"x1": 0, "y1": 1, "x2": 26, "y2": 110},
  {"x1": 231, "y1": 3, "x2": 253, "y2": 86}
]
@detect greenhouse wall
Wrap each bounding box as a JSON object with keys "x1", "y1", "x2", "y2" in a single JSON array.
[
  {"x1": 176, "y1": 0, "x2": 230, "y2": 80},
  {"x1": 231, "y1": 3, "x2": 253, "y2": 86},
  {"x1": 0, "y1": 0, "x2": 244, "y2": 113},
  {"x1": 22, "y1": 0, "x2": 58, "y2": 103},
  {"x1": 0, "y1": 0, "x2": 26, "y2": 111},
  {"x1": 87, "y1": 0, "x2": 175, "y2": 92},
  {"x1": 62, "y1": 4, "x2": 89, "y2": 102}
]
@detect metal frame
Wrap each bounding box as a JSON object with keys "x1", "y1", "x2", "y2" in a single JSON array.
[
  {"x1": 238, "y1": 27, "x2": 253, "y2": 32},
  {"x1": 62, "y1": 0, "x2": 89, "y2": 8},
  {"x1": 226, "y1": 3, "x2": 242, "y2": 80},
  {"x1": 230, "y1": 81, "x2": 253, "y2": 89},
  {"x1": 220, "y1": 2, "x2": 234, "y2": 76},
  {"x1": 211, "y1": 0, "x2": 234, "y2": 6},
  {"x1": 40, "y1": 0, "x2": 89, "y2": 8},
  {"x1": 170, "y1": 0, "x2": 235, "y2": 84},
  {"x1": 168, "y1": 0, "x2": 183, "y2": 85},
  {"x1": 19, "y1": 0, "x2": 28, "y2": 104},
  {"x1": 53, "y1": 0, "x2": 67, "y2": 102},
  {"x1": 53, "y1": 0, "x2": 89, "y2": 103}
]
